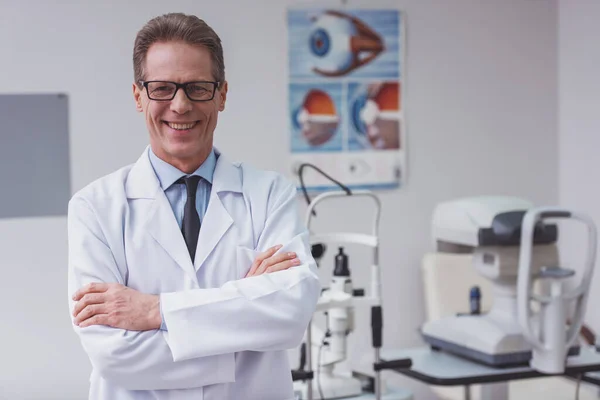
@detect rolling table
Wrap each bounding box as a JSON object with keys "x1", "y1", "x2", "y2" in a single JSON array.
[
  {"x1": 582, "y1": 371, "x2": 600, "y2": 386},
  {"x1": 379, "y1": 346, "x2": 600, "y2": 400},
  {"x1": 332, "y1": 391, "x2": 413, "y2": 400},
  {"x1": 292, "y1": 370, "x2": 414, "y2": 399},
  {"x1": 292, "y1": 390, "x2": 412, "y2": 400}
]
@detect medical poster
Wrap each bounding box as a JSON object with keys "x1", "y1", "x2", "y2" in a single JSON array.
[{"x1": 288, "y1": 7, "x2": 405, "y2": 191}]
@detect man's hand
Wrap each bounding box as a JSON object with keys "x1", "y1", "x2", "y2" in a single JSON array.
[
  {"x1": 72, "y1": 246, "x2": 299, "y2": 328},
  {"x1": 72, "y1": 283, "x2": 161, "y2": 330},
  {"x1": 245, "y1": 244, "x2": 300, "y2": 277}
]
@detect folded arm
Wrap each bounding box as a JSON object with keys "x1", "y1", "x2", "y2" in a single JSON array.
[
  {"x1": 69, "y1": 178, "x2": 321, "y2": 383},
  {"x1": 68, "y1": 197, "x2": 234, "y2": 390},
  {"x1": 161, "y1": 180, "x2": 321, "y2": 361}
]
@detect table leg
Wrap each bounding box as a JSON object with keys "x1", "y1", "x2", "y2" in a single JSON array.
[{"x1": 481, "y1": 382, "x2": 509, "y2": 400}]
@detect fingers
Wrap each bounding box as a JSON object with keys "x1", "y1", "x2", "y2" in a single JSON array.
[
  {"x1": 72, "y1": 282, "x2": 109, "y2": 301},
  {"x1": 78, "y1": 314, "x2": 110, "y2": 328},
  {"x1": 266, "y1": 257, "x2": 301, "y2": 273},
  {"x1": 246, "y1": 245, "x2": 282, "y2": 277},
  {"x1": 74, "y1": 303, "x2": 106, "y2": 326},
  {"x1": 72, "y1": 293, "x2": 105, "y2": 318},
  {"x1": 254, "y1": 252, "x2": 300, "y2": 275},
  {"x1": 254, "y1": 251, "x2": 298, "y2": 276}
]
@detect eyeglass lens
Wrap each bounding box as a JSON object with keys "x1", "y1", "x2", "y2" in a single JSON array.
[{"x1": 146, "y1": 82, "x2": 215, "y2": 101}]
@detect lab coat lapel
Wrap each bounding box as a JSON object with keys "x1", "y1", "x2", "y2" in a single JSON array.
[
  {"x1": 192, "y1": 152, "x2": 242, "y2": 271},
  {"x1": 193, "y1": 190, "x2": 232, "y2": 271},
  {"x1": 126, "y1": 147, "x2": 197, "y2": 281},
  {"x1": 147, "y1": 192, "x2": 197, "y2": 280}
]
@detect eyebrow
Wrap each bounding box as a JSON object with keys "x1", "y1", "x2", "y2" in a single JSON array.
[{"x1": 145, "y1": 78, "x2": 216, "y2": 83}]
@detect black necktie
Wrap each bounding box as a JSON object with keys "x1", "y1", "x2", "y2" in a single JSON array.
[{"x1": 177, "y1": 175, "x2": 201, "y2": 262}]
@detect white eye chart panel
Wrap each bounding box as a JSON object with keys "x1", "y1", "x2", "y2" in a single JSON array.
[
  {"x1": 0, "y1": 94, "x2": 71, "y2": 219},
  {"x1": 287, "y1": 6, "x2": 405, "y2": 191}
]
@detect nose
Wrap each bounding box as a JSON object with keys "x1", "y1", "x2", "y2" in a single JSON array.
[{"x1": 170, "y1": 88, "x2": 193, "y2": 114}]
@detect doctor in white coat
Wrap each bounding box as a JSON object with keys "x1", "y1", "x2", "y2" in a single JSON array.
[{"x1": 68, "y1": 13, "x2": 321, "y2": 400}]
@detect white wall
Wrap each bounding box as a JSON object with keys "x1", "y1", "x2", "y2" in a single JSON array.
[
  {"x1": 558, "y1": 0, "x2": 600, "y2": 335},
  {"x1": 0, "y1": 1, "x2": 558, "y2": 399}
]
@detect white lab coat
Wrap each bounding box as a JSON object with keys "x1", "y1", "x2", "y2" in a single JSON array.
[{"x1": 67, "y1": 147, "x2": 321, "y2": 400}]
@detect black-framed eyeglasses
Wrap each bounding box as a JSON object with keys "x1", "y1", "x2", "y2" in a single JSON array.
[{"x1": 140, "y1": 80, "x2": 219, "y2": 102}]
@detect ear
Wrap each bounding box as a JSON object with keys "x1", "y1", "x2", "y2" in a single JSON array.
[
  {"x1": 132, "y1": 83, "x2": 144, "y2": 112},
  {"x1": 218, "y1": 81, "x2": 228, "y2": 112}
]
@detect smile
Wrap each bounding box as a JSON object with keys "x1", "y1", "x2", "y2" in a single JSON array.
[{"x1": 164, "y1": 121, "x2": 199, "y2": 130}]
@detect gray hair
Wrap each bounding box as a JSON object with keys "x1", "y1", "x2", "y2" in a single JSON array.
[{"x1": 133, "y1": 13, "x2": 225, "y2": 88}]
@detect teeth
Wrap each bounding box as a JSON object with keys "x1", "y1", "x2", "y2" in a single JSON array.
[{"x1": 167, "y1": 122, "x2": 196, "y2": 130}]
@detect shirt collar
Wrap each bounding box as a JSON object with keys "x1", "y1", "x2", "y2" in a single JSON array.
[{"x1": 148, "y1": 147, "x2": 217, "y2": 190}]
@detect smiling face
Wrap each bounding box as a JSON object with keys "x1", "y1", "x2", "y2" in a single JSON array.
[{"x1": 133, "y1": 41, "x2": 228, "y2": 173}]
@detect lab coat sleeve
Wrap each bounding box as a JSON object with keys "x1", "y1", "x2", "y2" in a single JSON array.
[
  {"x1": 67, "y1": 196, "x2": 235, "y2": 390},
  {"x1": 161, "y1": 179, "x2": 322, "y2": 362}
]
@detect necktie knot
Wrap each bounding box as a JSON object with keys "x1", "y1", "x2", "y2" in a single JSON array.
[{"x1": 177, "y1": 175, "x2": 202, "y2": 199}]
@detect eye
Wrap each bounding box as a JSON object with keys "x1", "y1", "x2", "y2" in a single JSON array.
[
  {"x1": 189, "y1": 85, "x2": 208, "y2": 93},
  {"x1": 147, "y1": 83, "x2": 176, "y2": 98},
  {"x1": 349, "y1": 82, "x2": 401, "y2": 150},
  {"x1": 294, "y1": 89, "x2": 338, "y2": 126},
  {"x1": 309, "y1": 14, "x2": 356, "y2": 73},
  {"x1": 309, "y1": 28, "x2": 331, "y2": 57},
  {"x1": 292, "y1": 89, "x2": 340, "y2": 147},
  {"x1": 186, "y1": 83, "x2": 215, "y2": 100},
  {"x1": 307, "y1": 11, "x2": 384, "y2": 77},
  {"x1": 350, "y1": 88, "x2": 369, "y2": 135}
]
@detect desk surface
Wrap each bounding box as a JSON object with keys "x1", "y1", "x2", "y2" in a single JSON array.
[
  {"x1": 294, "y1": 388, "x2": 413, "y2": 400},
  {"x1": 582, "y1": 371, "x2": 600, "y2": 386},
  {"x1": 342, "y1": 390, "x2": 412, "y2": 400},
  {"x1": 380, "y1": 346, "x2": 600, "y2": 386}
]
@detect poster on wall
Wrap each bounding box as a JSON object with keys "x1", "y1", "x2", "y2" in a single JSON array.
[{"x1": 287, "y1": 7, "x2": 405, "y2": 191}]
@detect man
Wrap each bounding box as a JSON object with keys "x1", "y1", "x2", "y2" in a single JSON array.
[{"x1": 68, "y1": 13, "x2": 321, "y2": 400}]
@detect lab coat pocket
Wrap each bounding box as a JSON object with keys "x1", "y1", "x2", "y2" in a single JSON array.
[{"x1": 236, "y1": 245, "x2": 260, "y2": 278}]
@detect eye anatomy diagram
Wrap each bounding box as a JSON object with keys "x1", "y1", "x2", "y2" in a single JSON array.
[
  {"x1": 308, "y1": 10, "x2": 384, "y2": 77},
  {"x1": 349, "y1": 82, "x2": 401, "y2": 150},
  {"x1": 288, "y1": 8, "x2": 405, "y2": 191},
  {"x1": 292, "y1": 87, "x2": 341, "y2": 149}
]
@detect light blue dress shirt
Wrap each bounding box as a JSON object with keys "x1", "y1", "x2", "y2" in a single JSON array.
[{"x1": 148, "y1": 147, "x2": 218, "y2": 331}]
